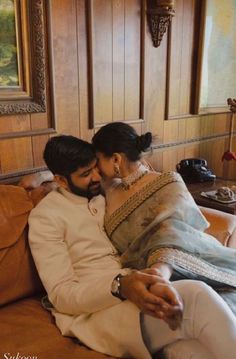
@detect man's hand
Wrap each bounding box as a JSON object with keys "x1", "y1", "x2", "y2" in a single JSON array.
[
  {"x1": 149, "y1": 282, "x2": 183, "y2": 330},
  {"x1": 120, "y1": 269, "x2": 183, "y2": 330}
]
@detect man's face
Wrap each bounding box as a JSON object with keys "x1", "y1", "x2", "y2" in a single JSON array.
[{"x1": 65, "y1": 159, "x2": 102, "y2": 199}]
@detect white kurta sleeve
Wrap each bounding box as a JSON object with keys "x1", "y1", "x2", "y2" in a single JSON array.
[{"x1": 28, "y1": 209, "x2": 123, "y2": 315}]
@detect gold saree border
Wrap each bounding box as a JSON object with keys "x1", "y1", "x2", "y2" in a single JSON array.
[
  {"x1": 148, "y1": 248, "x2": 236, "y2": 288},
  {"x1": 105, "y1": 171, "x2": 182, "y2": 237}
]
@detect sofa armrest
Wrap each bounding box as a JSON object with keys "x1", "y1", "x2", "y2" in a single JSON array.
[{"x1": 200, "y1": 206, "x2": 236, "y2": 248}]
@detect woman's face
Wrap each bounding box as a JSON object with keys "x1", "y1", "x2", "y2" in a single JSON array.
[{"x1": 96, "y1": 152, "x2": 116, "y2": 179}]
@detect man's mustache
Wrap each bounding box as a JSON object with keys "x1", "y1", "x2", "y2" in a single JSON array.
[{"x1": 88, "y1": 181, "x2": 101, "y2": 188}]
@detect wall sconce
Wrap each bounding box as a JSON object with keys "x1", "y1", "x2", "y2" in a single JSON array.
[{"x1": 147, "y1": 0, "x2": 175, "y2": 48}]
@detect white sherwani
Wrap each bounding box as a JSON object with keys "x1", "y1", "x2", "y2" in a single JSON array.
[{"x1": 28, "y1": 188, "x2": 151, "y2": 359}]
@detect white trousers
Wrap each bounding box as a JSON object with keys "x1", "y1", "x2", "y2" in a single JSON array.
[{"x1": 141, "y1": 280, "x2": 236, "y2": 359}]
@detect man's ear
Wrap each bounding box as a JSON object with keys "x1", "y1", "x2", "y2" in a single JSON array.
[{"x1": 54, "y1": 174, "x2": 69, "y2": 190}]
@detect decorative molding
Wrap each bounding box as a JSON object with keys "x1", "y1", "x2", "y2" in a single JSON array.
[
  {"x1": 0, "y1": 128, "x2": 56, "y2": 140},
  {"x1": 147, "y1": 0, "x2": 175, "y2": 48},
  {"x1": 30, "y1": 0, "x2": 46, "y2": 111},
  {"x1": 150, "y1": 132, "x2": 235, "y2": 152},
  {"x1": 0, "y1": 0, "x2": 48, "y2": 115}
]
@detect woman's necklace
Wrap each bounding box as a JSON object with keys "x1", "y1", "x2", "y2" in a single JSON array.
[{"x1": 121, "y1": 165, "x2": 148, "y2": 191}]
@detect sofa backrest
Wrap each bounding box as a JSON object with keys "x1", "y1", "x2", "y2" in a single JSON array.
[{"x1": 0, "y1": 185, "x2": 44, "y2": 306}]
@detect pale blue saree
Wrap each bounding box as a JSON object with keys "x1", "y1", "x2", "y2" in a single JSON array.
[{"x1": 105, "y1": 172, "x2": 236, "y2": 314}]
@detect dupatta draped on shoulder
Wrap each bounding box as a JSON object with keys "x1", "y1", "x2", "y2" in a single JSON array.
[{"x1": 104, "y1": 172, "x2": 236, "y2": 291}]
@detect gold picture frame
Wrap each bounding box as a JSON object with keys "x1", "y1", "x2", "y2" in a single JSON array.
[{"x1": 0, "y1": 0, "x2": 48, "y2": 115}]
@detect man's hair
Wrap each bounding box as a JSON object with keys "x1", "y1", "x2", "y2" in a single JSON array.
[{"x1": 43, "y1": 135, "x2": 96, "y2": 176}]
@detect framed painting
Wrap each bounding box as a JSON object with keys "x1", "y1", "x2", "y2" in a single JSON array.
[
  {"x1": 195, "y1": 0, "x2": 236, "y2": 114},
  {"x1": 0, "y1": 0, "x2": 48, "y2": 115}
]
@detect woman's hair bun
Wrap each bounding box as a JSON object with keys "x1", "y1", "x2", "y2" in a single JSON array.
[{"x1": 136, "y1": 132, "x2": 152, "y2": 152}]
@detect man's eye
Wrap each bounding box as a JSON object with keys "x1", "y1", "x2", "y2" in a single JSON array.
[{"x1": 81, "y1": 173, "x2": 88, "y2": 177}]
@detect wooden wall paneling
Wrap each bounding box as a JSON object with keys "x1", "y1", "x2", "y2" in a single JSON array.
[
  {"x1": 210, "y1": 139, "x2": 225, "y2": 178},
  {"x1": 190, "y1": 0, "x2": 205, "y2": 114},
  {"x1": 168, "y1": 0, "x2": 183, "y2": 117},
  {"x1": 50, "y1": 0, "x2": 80, "y2": 136},
  {"x1": 112, "y1": 0, "x2": 125, "y2": 122},
  {"x1": 146, "y1": 151, "x2": 163, "y2": 172},
  {"x1": 168, "y1": 0, "x2": 195, "y2": 118},
  {"x1": 0, "y1": 114, "x2": 32, "y2": 175},
  {"x1": 163, "y1": 119, "x2": 179, "y2": 143},
  {"x1": 213, "y1": 113, "x2": 228, "y2": 135},
  {"x1": 162, "y1": 148, "x2": 179, "y2": 172},
  {"x1": 184, "y1": 144, "x2": 200, "y2": 159},
  {"x1": 200, "y1": 115, "x2": 215, "y2": 137},
  {"x1": 30, "y1": 112, "x2": 50, "y2": 167},
  {"x1": 31, "y1": 134, "x2": 49, "y2": 168},
  {"x1": 185, "y1": 116, "x2": 201, "y2": 140},
  {"x1": 176, "y1": 147, "x2": 185, "y2": 167},
  {"x1": 178, "y1": 0, "x2": 195, "y2": 115},
  {"x1": 0, "y1": 115, "x2": 31, "y2": 135},
  {"x1": 88, "y1": 0, "x2": 144, "y2": 129},
  {"x1": 0, "y1": 137, "x2": 33, "y2": 174},
  {"x1": 77, "y1": 0, "x2": 94, "y2": 140},
  {"x1": 124, "y1": 0, "x2": 141, "y2": 121},
  {"x1": 178, "y1": 118, "x2": 187, "y2": 142},
  {"x1": 199, "y1": 138, "x2": 228, "y2": 178},
  {"x1": 144, "y1": 27, "x2": 167, "y2": 139},
  {"x1": 92, "y1": 0, "x2": 113, "y2": 125},
  {"x1": 30, "y1": 15, "x2": 53, "y2": 167}
]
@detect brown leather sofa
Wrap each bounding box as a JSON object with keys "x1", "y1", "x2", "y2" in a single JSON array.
[{"x1": 1, "y1": 183, "x2": 236, "y2": 359}]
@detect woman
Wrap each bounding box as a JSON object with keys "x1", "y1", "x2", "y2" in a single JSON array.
[{"x1": 92, "y1": 122, "x2": 236, "y2": 316}]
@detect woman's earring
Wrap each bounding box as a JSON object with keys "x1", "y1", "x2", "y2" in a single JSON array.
[{"x1": 114, "y1": 164, "x2": 121, "y2": 178}]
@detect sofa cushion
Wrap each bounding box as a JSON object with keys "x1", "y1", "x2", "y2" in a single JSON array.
[
  {"x1": 0, "y1": 185, "x2": 43, "y2": 306},
  {"x1": 200, "y1": 206, "x2": 236, "y2": 246},
  {"x1": 0, "y1": 185, "x2": 33, "y2": 248},
  {"x1": 0, "y1": 296, "x2": 115, "y2": 359}
]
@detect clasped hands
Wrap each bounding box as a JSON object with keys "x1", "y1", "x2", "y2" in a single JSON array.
[{"x1": 120, "y1": 269, "x2": 183, "y2": 330}]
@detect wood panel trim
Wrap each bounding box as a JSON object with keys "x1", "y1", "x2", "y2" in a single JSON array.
[
  {"x1": 0, "y1": 128, "x2": 56, "y2": 140},
  {"x1": 164, "y1": 19, "x2": 172, "y2": 120},
  {"x1": 191, "y1": 0, "x2": 206, "y2": 114},
  {"x1": 86, "y1": 0, "x2": 95, "y2": 129},
  {"x1": 139, "y1": 0, "x2": 145, "y2": 120},
  {"x1": 87, "y1": 0, "x2": 145, "y2": 129},
  {"x1": 168, "y1": 111, "x2": 230, "y2": 120},
  {"x1": 46, "y1": 0, "x2": 56, "y2": 130},
  {"x1": 151, "y1": 132, "x2": 234, "y2": 151}
]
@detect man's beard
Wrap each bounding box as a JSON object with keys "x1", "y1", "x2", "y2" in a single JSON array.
[{"x1": 66, "y1": 175, "x2": 101, "y2": 199}]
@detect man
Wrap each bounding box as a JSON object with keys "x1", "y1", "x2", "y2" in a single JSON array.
[{"x1": 28, "y1": 135, "x2": 230, "y2": 359}]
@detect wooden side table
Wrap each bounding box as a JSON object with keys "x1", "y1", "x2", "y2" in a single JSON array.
[{"x1": 187, "y1": 179, "x2": 236, "y2": 214}]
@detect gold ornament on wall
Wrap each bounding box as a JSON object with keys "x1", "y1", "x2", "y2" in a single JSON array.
[{"x1": 147, "y1": 0, "x2": 175, "y2": 48}]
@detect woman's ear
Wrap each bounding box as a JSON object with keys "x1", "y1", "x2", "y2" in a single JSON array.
[
  {"x1": 54, "y1": 174, "x2": 69, "y2": 190},
  {"x1": 112, "y1": 153, "x2": 122, "y2": 166}
]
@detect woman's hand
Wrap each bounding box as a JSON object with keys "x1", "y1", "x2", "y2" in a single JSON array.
[
  {"x1": 119, "y1": 269, "x2": 183, "y2": 328},
  {"x1": 150, "y1": 262, "x2": 173, "y2": 281},
  {"x1": 149, "y1": 282, "x2": 183, "y2": 330}
]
